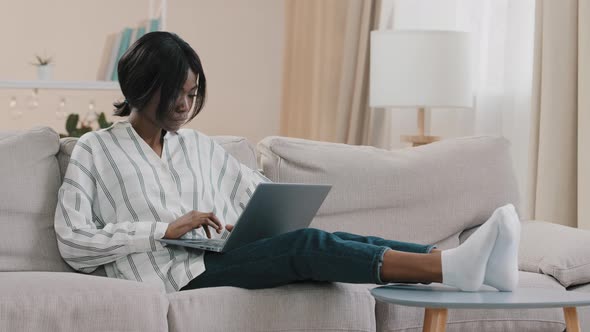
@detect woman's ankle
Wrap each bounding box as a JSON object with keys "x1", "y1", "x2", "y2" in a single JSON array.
[{"x1": 380, "y1": 250, "x2": 443, "y2": 284}]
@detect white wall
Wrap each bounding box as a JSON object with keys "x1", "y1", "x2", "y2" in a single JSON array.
[{"x1": 0, "y1": 0, "x2": 284, "y2": 144}]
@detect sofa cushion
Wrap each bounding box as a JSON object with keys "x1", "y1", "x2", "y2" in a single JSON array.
[
  {"x1": 56, "y1": 136, "x2": 77, "y2": 181},
  {"x1": 0, "y1": 271, "x2": 168, "y2": 332},
  {"x1": 167, "y1": 282, "x2": 375, "y2": 332},
  {"x1": 211, "y1": 135, "x2": 259, "y2": 171},
  {"x1": 518, "y1": 220, "x2": 590, "y2": 288},
  {"x1": 0, "y1": 127, "x2": 74, "y2": 272},
  {"x1": 257, "y1": 135, "x2": 520, "y2": 245},
  {"x1": 374, "y1": 271, "x2": 566, "y2": 332},
  {"x1": 433, "y1": 231, "x2": 461, "y2": 250}
]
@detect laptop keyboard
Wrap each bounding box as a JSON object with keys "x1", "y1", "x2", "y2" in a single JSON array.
[
  {"x1": 185, "y1": 238, "x2": 224, "y2": 244},
  {"x1": 181, "y1": 229, "x2": 230, "y2": 249}
]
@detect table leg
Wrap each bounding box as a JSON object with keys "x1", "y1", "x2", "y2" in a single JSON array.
[
  {"x1": 423, "y1": 308, "x2": 448, "y2": 332},
  {"x1": 423, "y1": 309, "x2": 435, "y2": 331},
  {"x1": 563, "y1": 307, "x2": 580, "y2": 332}
]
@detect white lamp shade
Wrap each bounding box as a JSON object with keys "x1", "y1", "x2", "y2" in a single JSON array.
[{"x1": 369, "y1": 30, "x2": 473, "y2": 108}]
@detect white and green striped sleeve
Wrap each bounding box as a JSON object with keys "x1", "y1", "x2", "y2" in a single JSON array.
[{"x1": 53, "y1": 135, "x2": 169, "y2": 273}]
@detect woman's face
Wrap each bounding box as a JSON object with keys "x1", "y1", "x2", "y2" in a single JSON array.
[{"x1": 143, "y1": 68, "x2": 198, "y2": 133}]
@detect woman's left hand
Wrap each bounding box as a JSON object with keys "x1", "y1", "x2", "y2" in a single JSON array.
[{"x1": 225, "y1": 224, "x2": 234, "y2": 232}]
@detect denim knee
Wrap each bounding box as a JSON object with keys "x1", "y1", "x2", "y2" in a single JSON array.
[
  {"x1": 287, "y1": 228, "x2": 327, "y2": 250},
  {"x1": 290, "y1": 228, "x2": 326, "y2": 240}
]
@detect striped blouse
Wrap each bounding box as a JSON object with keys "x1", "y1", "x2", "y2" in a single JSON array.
[{"x1": 54, "y1": 120, "x2": 271, "y2": 293}]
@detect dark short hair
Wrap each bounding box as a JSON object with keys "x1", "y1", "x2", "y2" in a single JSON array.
[{"x1": 113, "y1": 31, "x2": 207, "y2": 124}]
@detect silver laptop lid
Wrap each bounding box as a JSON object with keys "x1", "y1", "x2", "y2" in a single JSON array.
[{"x1": 221, "y1": 183, "x2": 332, "y2": 252}]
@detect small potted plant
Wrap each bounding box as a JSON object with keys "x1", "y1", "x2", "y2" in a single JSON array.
[{"x1": 31, "y1": 54, "x2": 53, "y2": 80}]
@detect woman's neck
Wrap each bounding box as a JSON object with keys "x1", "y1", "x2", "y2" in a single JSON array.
[{"x1": 128, "y1": 112, "x2": 164, "y2": 148}]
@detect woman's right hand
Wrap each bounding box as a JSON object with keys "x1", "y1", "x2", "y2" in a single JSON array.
[{"x1": 163, "y1": 211, "x2": 223, "y2": 239}]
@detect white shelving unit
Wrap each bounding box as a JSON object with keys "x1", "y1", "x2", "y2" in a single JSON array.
[
  {"x1": 0, "y1": 80, "x2": 120, "y2": 91},
  {"x1": 0, "y1": 0, "x2": 167, "y2": 92}
]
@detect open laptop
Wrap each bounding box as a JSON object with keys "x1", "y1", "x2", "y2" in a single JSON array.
[{"x1": 156, "y1": 182, "x2": 332, "y2": 252}]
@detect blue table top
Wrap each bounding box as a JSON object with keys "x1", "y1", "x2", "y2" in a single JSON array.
[{"x1": 371, "y1": 283, "x2": 590, "y2": 309}]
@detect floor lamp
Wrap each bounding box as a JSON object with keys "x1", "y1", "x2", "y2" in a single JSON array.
[{"x1": 369, "y1": 30, "x2": 473, "y2": 147}]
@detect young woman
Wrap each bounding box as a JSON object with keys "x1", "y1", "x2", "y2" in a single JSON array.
[{"x1": 54, "y1": 32, "x2": 521, "y2": 294}]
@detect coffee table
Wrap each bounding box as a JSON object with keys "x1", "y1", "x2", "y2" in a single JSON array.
[{"x1": 371, "y1": 284, "x2": 590, "y2": 332}]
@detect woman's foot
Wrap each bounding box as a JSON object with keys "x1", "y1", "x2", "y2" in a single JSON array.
[
  {"x1": 440, "y1": 209, "x2": 501, "y2": 291},
  {"x1": 483, "y1": 204, "x2": 521, "y2": 291}
]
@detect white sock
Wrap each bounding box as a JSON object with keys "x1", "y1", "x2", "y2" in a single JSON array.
[
  {"x1": 483, "y1": 204, "x2": 521, "y2": 291},
  {"x1": 441, "y1": 210, "x2": 500, "y2": 291}
]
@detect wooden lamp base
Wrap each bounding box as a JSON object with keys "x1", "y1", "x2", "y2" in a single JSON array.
[
  {"x1": 401, "y1": 134, "x2": 441, "y2": 147},
  {"x1": 402, "y1": 107, "x2": 440, "y2": 147}
]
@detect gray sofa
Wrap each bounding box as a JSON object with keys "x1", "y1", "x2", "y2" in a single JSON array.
[{"x1": 1, "y1": 126, "x2": 589, "y2": 332}]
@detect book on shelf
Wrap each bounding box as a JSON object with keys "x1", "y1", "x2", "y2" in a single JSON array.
[
  {"x1": 102, "y1": 32, "x2": 123, "y2": 81},
  {"x1": 134, "y1": 26, "x2": 147, "y2": 43},
  {"x1": 101, "y1": 17, "x2": 161, "y2": 81},
  {"x1": 149, "y1": 18, "x2": 160, "y2": 32},
  {"x1": 110, "y1": 27, "x2": 133, "y2": 81}
]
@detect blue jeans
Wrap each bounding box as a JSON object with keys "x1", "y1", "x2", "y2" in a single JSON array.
[{"x1": 179, "y1": 228, "x2": 437, "y2": 291}]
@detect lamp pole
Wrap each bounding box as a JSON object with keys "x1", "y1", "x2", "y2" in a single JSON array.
[{"x1": 400, "y1": 108, "x2": 441, "y2": 147}]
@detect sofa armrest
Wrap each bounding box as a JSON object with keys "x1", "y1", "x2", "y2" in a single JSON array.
[{"x1": 519, "y1": 220, "x2": 590, "y2": 287}]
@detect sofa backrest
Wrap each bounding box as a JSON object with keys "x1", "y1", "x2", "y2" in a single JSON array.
[
  {"x1": 57, "y1": 134, "x2": 259, "y2": 182},
  {"x1": 257, "y1": 135, "x2": 520, "y2": 247},
  {"x1": 0, "y1": 126, "x2": 258, "y2": 274}
]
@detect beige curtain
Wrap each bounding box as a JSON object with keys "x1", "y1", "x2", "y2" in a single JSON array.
[
  {"x1": 281, "y1": 0, "x2": 384, "y2": 146},
  {"x1": 528, "y1": 0, "x2": 590, "y2": 228}
]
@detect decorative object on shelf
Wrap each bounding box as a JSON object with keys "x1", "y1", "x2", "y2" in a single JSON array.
[
  {"x1": 25, "y1": 89, "x2": 39, "y2": 110},
  {"x1": 369, "y1": 30, "x2": 473, "y2": 147},
  {"x1": 60, "y1": 111, "x2": 113, "y2": 138},
  {"x1": 31, "y1": 54, "x2": 54, "y2": 81},
  {"x1": 55, "y1": 97, "x2": 67, "y2": 119},
  {"x1": 8, "y1": 96, "x2": 22, "y2": 119},
  {"x1": 1, "y1": 1, "x2": 167, "y2": 92}
]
